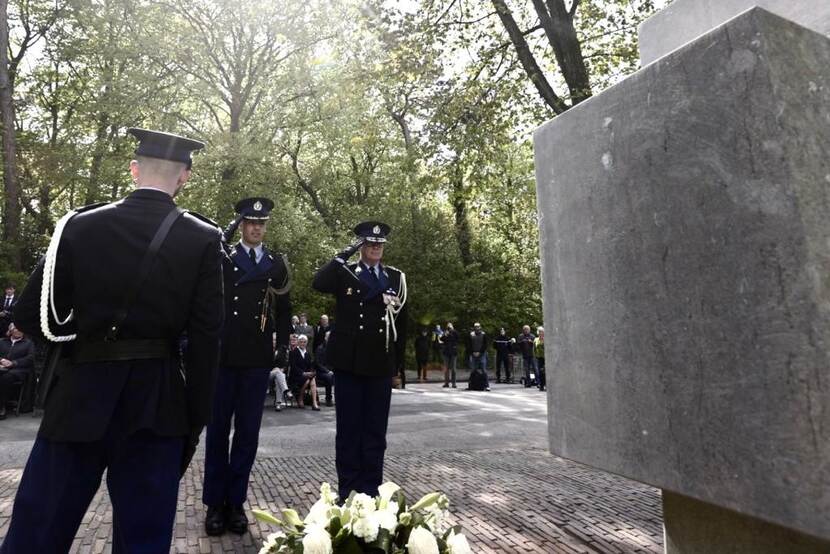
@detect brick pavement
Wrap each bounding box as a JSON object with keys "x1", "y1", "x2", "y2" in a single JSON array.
[{"x1": 0, "y1": 448, "x2": 663, "y2": 553}]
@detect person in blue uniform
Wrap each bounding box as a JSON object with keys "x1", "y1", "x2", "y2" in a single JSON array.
[
  {"x1": 0, "y1": 128, "x2": 224, "y2": 554},
  {"x1": 202, "y1": 197, "x2": 292, "y2": 536},
  {"x1": 312, "y1": 221, "x2": 408, "y2": 501}
]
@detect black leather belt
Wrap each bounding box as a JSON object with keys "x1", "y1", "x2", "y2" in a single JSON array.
[{"x1": 72, "y1": 339, "x2": 174, "y2": 364}]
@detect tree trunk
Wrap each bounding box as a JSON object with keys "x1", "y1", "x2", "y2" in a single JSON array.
[
  {"x1": 86, "y1": 113, "x2": 110, "y2": 204},
  {"x1": 0, "y1": 0, "x2": 21, "y2": 271},
  {"x1": 451, "y1": 162, "x2": 473, "y2": 267},
  {"x1": 536, "y1": 0, "x2": 591, "y2": 104}
]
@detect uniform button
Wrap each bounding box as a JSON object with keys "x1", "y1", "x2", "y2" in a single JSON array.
[
  {"x1": 357, "y1": 289, "x2": 361, "y2": 293},
  {"x1": 359, "y1": 325, "x2": 363, "y2": 330},
  {"x1": 381, "y1": 317, "x2": 385, "y2": 321},
  {"x1": 234, "y1": 267, "x2": 238, "y2": 272},
  {"x1": 359, "y1": 302, "x2": 363, "y2": 306},
  {"x1": 268, "y1": 278, "x2": 272, "y2": 282},
  {"x1": 233, "y1": 296, "x2": 238, "y2": 301},
  {"x1": 257, "y1": 301, "x2": 262, "y2": 305},
  {"x1": 233, "y1": 311, "x2": 238, "y2": 316},
  {"x1": 359, "y1": 314, "x2": 363, "y2": 318},
  {"x1": 254, "y1": 316, "x2": 258, "y2": 320},
  {"x1": 379, "y1": 328, "x2": 383, "y2": 333}
]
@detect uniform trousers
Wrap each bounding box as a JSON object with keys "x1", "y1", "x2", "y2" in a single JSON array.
[
  {"x1": 203, "y1": 366, "x2": 270, "y2": 507},
  {"x1": 1, "y1": 428, "x2": 183, "y2": 554},
  {"x1": 495, "y1": 352, "x2": 511, "y2": 382},
  {"x1": 334, "y1": 371, "x2": 392, "y2": 501}
]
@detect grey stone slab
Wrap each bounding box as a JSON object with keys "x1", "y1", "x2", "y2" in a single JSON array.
[
  {"x1": 535, "y1": 8, "x2": 830, "y2": 541},
  {"x1": 639, "y1": 0, "x2": 830, "y2": 65}
]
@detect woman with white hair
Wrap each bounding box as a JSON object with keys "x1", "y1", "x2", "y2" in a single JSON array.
[{"x1": 533, "y1": 327, "x2": 546, "y2": 391}]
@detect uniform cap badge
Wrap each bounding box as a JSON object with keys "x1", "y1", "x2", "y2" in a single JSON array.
[
  {"x1": 346, "y1": 287, "x2": 353, "y2": 295},
  {"x1": 372, "y1": 225, "x2": 380, "y2": 234},
  {"x1": 253, "y1": 200, "x2": 263, "y2": 211}
]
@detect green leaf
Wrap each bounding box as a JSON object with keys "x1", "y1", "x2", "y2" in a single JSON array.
[
  {"x1": 333, "y1": 533, "x2": 364, "y2": 554},
  {"x1": 410, "y1": 492, "x2": 441, "y2": 511},
  {"x1": 252, "y1": 509, "x2": 284, "y2": 526},
  {"x1": 281, "y1": 508, "x2": 304, "y2": 528}
]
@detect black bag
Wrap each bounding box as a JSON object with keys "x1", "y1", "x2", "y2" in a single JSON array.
[{"x1": 468, "y1": 368, "x2": 488, "y2": 391}]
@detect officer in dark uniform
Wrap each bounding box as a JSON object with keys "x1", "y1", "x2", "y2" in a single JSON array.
[
  {"x1": 203, "y1": 197, "x2": 292, "y2": 536},
  {"x1": 1, "y1": 128, "x2": 224, "y2": 554},
  {"x1": 312, "y1": 221, "x2": 407, "y2": 501}
]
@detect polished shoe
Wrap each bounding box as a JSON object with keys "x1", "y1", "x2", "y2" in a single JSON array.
[
  {"x1": 227, "y1": 505, "x2": 248, "y2": 535},
  {"x1": 325, "y1": 400, "x2": 334, "y2": 407},
  {"x1": 451, "y1": 384, "x2": 457, "y2": 388},
  {"x1": 274, "y1": 402, "x2": 283, "y2": 412},
  {"x1": 204, "y1": 505, "x2": 226, "y2": 536},
  {"x1": 442, "y1": 383, "x2": 449, "y2": 388}
]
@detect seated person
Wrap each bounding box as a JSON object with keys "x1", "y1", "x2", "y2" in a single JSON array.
[
  {"x1": 0, "y1": 323, "x2": 35, "y2": 419},
  {"x1": 288, "y1": 335, "x2": 319, "y2": 410},
  {"x1": 313, "y1": 330, "x2": 334, "y2": 407},
  {"x1": 269, "y1": 334, "x2": 296, "y2": 411}
]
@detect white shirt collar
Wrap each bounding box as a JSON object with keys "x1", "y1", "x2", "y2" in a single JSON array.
[{"x1": 240, "y1": 241, "x2": 264, "y2": 262}]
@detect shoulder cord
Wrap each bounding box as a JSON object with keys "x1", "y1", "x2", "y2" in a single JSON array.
[
  {"x1": 385, "y1": 272, "x2": 407, "y2": 352},
  {"x1": 40, "y1": 210, "x2": 78, "y2": 342}
]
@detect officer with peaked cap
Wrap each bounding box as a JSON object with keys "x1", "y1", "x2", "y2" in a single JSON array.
[
  {"x1": 312, "y1": 221, "x2": 408, "y2": 501},
  {"x1": 202, "y1": 197, "x2": 292, "y2": 536},
  {"x1": 1, "y1": 128, "x2": 224, "y2": 553}
]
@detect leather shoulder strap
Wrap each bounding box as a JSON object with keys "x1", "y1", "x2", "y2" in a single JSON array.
[{"x1": 105, "y1": 207, "x2": 186, "y2": 341}]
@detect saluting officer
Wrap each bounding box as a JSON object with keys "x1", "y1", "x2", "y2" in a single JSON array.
[
  {"x1": 312, "y1": 221, "x2": 408, "y2": 501},
  {"x1": 1, "y1": 129, "x2": 224, "y2": 553},
  {"x1": 203, "y1": 197, "x2": 292, "y2": 536}
]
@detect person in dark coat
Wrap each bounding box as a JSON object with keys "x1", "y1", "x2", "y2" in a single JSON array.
[
  {"x1": 414, "y1": 328, "x2": 430, "y2": 382},
  {"x1": 1, "y1": 128, "x2": 223, "y2": 554},
  {"x1": 466, "y1": 322, "x2": 490, "y2": 391},
  {"x1": 516, "y1": 325, "x2": 537, "y2": 387},
  {"x1": 312, "y1": 221, "x2": 407, "y2": 501},
  {"x1": 0, "y1": 323, "x2": 35, "y2": 419},
  {"x1": 203, "y1": 197, "x2": 292, "y2": 536},
  {"x1": 0, "y1": 286, "x2": 17, "y2": 333},
  {"x1": 441, "y1": 323, "x2": 459, "y2": 388},
  {"x1": 492, "y1": 327, "x2": 513, "y2": 384},
  {"x1": 312, "y1": 314, "x2": 331, "y2": 353},
  {"x1": 288, "y1": 334, "x2": 319, "y2": 409},
  {"x1": 313, "y1": 330, "x2": 335, "y2": 406}
]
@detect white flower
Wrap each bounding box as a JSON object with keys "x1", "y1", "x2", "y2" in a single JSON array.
[
  {"x1": 446, "y1": 531, "x2": 472, "y2": 554},
  {"x1": 258, "y1": 531, "x2": 285, "y2": 554},
  {"x1": 302, "y1": 525, "x2": 333, "y2": 554},
  {"x1": 351, "y1": 513, "x2": 380, "y2": 542},
  {"x1": 377, "y1": 481, "x2": 400, "y2": 501},
  {"x1": 376, "y1": 509, "x2": 398, "y2": 532},
  {"x1": 406, "y1": 527, "x2": 439, "y2": 554},
  {"x1": 319, "y1": 482, "x2": 338, "y2": 505},
  {"x1": 398, "y1": 511, "x2": 412, "y2": 526},
  {"x1": 423, "y1": 505, "x2": 445, "y2": 532},
  {"x1": 305, "y1": 499, "x2": 331, "y2": 526},
  {"x1": 350, "y1": 493, "x2": 377, "y2": 516},
  {"x1": 385, "y1": 501, "x2": 399, "y2": 515}
]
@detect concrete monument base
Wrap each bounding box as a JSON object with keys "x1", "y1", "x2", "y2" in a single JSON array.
[{"x1": 663, "y1": 491, "x2": 830, "y2": 553}]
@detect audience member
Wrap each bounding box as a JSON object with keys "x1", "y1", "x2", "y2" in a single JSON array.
[
  {"x1": 516, "y1": 325, "x2": 536, "y2": 387},
  {"x1": 492, "y1": 327, "x2": 513, "y2": 383},
  {"x1": 295, "y1": 313, "x2": 314, "y2": 339},
  {"x1": 313, "y1": 314, "x2": 331, "y2": 353},
  {"x1": 467, "y1": 322, "x2": 490, "y2": 391},
  {"x1": 290, "y1": 315, "x2": 300, "y2": 335},
  {"x1": 431, "y1": 324, "x2": 444, "y2": 363},
  {"x1": 441, "y1": 322, "x2": 459, "y2": 388},
  {"x1": 0, "y1": 323, "x2": 34, "y2": 419},
  {"x1": 288, "y1": 335, "x2": 319, "y2": 410},
  {"x1": 414, "y1": 328, "x2": 430, "y2": 382},
  {"x1": 269, "y1": 334, "x2": 296, "y2": 412},
  {"x1": 534, "y1": 327, "x2": 546, "y2": 391},
  {"x1": 0, "y1": 286, "x2": 16, "y2": 333},
  {"x1": 313, "y1": 331, "x2": 335, "y2": 407}
]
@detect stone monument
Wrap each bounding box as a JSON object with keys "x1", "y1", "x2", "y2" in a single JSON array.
[{"x1": 534, "y1": 4, "x2": 830, "y2": 553}]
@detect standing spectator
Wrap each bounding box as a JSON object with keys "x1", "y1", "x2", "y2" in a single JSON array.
[
  {"x1": 534, "y1": 327, "x2": 546, "y2": 391},
  {"x1": 288, "y1": 335, "x2": 319, "y2": 410},
  {"x1": 414, "y1": 328, "x2": 430, "y2": 382},
  {"x1": 0, "y1": 323, "x2": 35, "y2": 419},
  {"x1": 516, "y1": 325, "x2": 537, "y2": 387},
  {"x1": 441, "y1": 323, "x2": 459, "y2": 388},
  {"x1": 314, "y1": 331, "x2": 335, "y2": 406},
  {"x1": 295, "y1": 313, "x2": 314, "y2": 339},
  {"x1": 431, "y1": 324, "x2": 444, "y2": 364},
  {"x1": 467, "y1": 322, "x2": 490, "y2": 391},
  {"x1": 290, "y1": 315, "x2": 300, "y2": 334},
  {"x1": 0, "y1": 286, "x2": 16, "y2": 333},
  {"x1": 313, "y1": 314, "x2": 331, "y2": 353},
  {"x1": 492, "y1": 327, "x2": 513, "y2": 384}
]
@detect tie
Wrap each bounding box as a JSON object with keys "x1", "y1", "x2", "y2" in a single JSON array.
[
  {"x1": 249, "y1": 248, "x2": 257, "y2": 265},
  {"x1": 369, "y1": 266, "x2": 379, "y2": 282},
  {"x1": 3, "y1": 297, "x2": 9, "y2": 310}
]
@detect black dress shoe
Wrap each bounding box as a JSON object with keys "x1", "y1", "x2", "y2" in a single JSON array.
[
  {"x1": 204, "y1": 505, "x2": 226, "y2": 536},
  {"x1": 227, "y1": 505, "x2": 248, "y2": 535},
  {"x1": 325, "y1": 400, "x2": 334, "y2": 407}
]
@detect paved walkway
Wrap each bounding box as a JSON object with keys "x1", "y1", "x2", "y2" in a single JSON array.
[{"x1": 0, "y1": 382, "x2": 663, "y2": 553}]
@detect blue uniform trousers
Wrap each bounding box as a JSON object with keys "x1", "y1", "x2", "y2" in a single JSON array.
[
  {"x1": 334, "y1": 371, "x2": 392, "y2": 501},
  {"x1": 202, "y1": 366, "x2": 270, "y2": 507},
  {"x1": 1, "y1": 429, "x2": 183, "y2": 554}
]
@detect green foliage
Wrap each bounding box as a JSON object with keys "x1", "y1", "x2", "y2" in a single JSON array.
[{"x1": 0, "y1": 0, "x2": 665, "y2": 342}]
